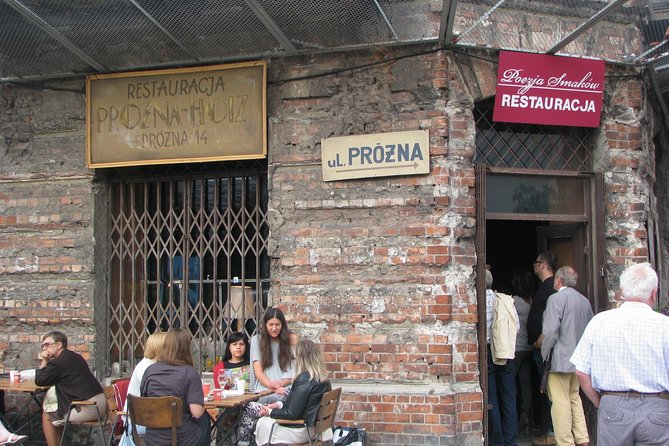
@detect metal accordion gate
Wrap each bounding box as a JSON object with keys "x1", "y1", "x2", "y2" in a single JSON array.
[{"x1": 106, "y1": 161, "x2": 269, "y2": 374}]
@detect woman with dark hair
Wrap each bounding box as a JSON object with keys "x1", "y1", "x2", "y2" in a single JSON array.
[
  {"x1": 250, "y1": 307, "x2": 293, "y2": 401},
  {"x1": 213, "y1": 332, "x2": 250, "y2": 389},
  {"x1": 140, "y1": 328, "x2": 210, "y2": 446},
  {"x1": 511, "y1": 269, "x2": 537, "y2": 436},
  {"x1": 236, "y1": 307, "x2": 294, "y2": 446},
  {"x1": 254, "y1": 339, "x2": 332, "y2": 445}
]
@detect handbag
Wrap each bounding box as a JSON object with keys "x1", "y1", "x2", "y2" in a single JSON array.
[
  {"x1": 539, "y1": 351, "x2": 552, "y2": 394},
  {"x1": 333, "y1": 426, "x2": 367, "y2": 446}
]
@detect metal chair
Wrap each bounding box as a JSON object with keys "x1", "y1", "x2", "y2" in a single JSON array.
[
  {"x1": 59, "y1": 390, "x2": 108, "y2": 446},
  {"x1": 269, "y1": 387, "x2": 342, "y2": 446},
  {"x1": 127, "y1": 395, "x2": 182, "y2": 446}
]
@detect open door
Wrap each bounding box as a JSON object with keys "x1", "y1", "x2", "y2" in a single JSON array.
[
  {"x1": 536, "y1": 223, "x2": 589, "y2": 300},
  {"x1": 536, "y1": 222, "x2": 597, "y2": 440}
]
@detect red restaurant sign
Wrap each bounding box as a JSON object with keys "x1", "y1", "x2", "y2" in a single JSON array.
[{"x1": 493, "y1": 51, "x2": 605, "y2": 128}]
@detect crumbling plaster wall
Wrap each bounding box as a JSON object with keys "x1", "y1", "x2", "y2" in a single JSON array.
[
  {"x1": 0, "y1": 81, "x2": 102, "y2": 373},
  {"x1": 595, "y1": 66, "x2": 656, "y2": 303}
]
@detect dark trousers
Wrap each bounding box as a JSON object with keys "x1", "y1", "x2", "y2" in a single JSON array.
[
  {"x1": 532, "y1": 348, "x2": 554, "y2": 433},
  {"x1": 488, "y1": 349, "x2": 518, "y2": 446}
]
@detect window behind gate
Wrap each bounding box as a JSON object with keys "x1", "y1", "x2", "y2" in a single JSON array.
[{"x1": 107, "y1": 161, "x2": 269, "y2": 374}]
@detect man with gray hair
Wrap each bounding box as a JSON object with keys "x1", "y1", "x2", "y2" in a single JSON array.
[
  {"x1": 571, "y1": 263, "x2": 669, "y2": 446},
  {"x1": 541, "y1": 266, "x2": 593, "y2": 446}
]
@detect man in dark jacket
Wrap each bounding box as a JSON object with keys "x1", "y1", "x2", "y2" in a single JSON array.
[
  {"x1": 527, "y1": 251, "x2": 557, "y2": 445},
  {"x1": 35, "y1": 331, "x2": 106, "y2": 446}
]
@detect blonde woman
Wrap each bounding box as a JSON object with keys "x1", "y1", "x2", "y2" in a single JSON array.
[
  {"x1": 254, "y1": 340, "x2": 332, "y2": 446},
  {"x1": 119, "y1": 332, "x2": 167, "y2": 445}
]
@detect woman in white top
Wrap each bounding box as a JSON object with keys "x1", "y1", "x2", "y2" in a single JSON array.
[
  {"x1": 237, "y1": 307, "x2": 294, "y2": 446},
  {"x1": 118, "y1": 331, "x2": 167, "y2": 446}
]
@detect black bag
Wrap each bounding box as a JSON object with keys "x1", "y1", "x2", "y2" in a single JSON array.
[
  {"x1": 333, "y1": 426, "x2": 367, "y2": 446},
  {"x1": 539, "y1": 351, "x2": 552, "y2": 394}
]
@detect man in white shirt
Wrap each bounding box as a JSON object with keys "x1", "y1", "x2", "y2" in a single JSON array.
[{"x1": 571, "y1": 263, "x2": 669, "y2": 446}]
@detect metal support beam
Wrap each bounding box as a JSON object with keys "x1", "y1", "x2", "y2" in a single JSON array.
[
  {"x1": 3, "y1": 0, "x2": 107, "y2": 72},
  {"x1": 634, "y1": 39, "x2": 668, "y2": 63},
  {"x1": 373, "y1": 0, "x2": 399, "y2": 40},
  {"x1": 126, "y1": 0, "x2": 199, "y2": 61},
  {"x1": 439, "y1": 0, "x2": 458, "y2": 44},
  {"x1": 244, "y1": 0, "x2": 297, "y2": 55},
  {"x1": 452, "y1": 0, "x2": 506, "y2": 44},
  {"x1": 546, "y1": 0, "x2": 629, "y2": 55}
]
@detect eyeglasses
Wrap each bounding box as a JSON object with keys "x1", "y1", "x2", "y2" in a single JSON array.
[
  {"x1": 533, "y1": 260, "x2": 543, "y2": 265},
  {"x1": 41, "y1": 342, "x2": 57, "y2": 349}
]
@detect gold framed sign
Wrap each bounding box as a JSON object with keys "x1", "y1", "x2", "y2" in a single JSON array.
[{"x1": 86, "y1": 61, "x2": 266, "y2": 168}]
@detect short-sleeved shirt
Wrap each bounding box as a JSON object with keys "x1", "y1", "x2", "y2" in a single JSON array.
[
  {"x1": 570, "y1": 301, "x2": 669, "y2": 393},
  {"x1": 140, "y1": 361, "x2": 205, "y2": 446},
  {"x1": 249, "y1": 335, "x2": 293, "y2": 391}
]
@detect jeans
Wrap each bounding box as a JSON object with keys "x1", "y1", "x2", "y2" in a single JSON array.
[
  {"x1": 532, "y1": 348, "x2": 554, "y2": 433},
  {"x1": 488, "y1": 349, "x2": 517, "y2": 446}
]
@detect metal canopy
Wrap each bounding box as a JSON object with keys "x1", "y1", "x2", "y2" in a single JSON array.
[{"x1": 0, "y1": 0, "x2": 666, "y2": 83}]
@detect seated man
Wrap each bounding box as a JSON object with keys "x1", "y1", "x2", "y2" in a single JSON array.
[{"x1": 35, "y1": 331, "x2": 106, "y2": 446}]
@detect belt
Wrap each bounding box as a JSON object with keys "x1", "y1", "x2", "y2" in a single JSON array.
[{"x1": 600, "y1": 390, "x2": 669, "y2": 400}]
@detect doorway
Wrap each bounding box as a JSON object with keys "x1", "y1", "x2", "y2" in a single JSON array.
[
  {"x1": 476, "y1": 167, "x2": 604, "y2": 445},
  {"x1": 486, "y1": 221, "x2": 588, "y2": 297}
]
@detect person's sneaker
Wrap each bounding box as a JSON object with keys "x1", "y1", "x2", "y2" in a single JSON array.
[{"x1": 532, "y1": 434, "x2": 557, "y2": 446}]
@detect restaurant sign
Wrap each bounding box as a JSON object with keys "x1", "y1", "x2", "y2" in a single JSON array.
[
  {"x1": 493, "y1": 51, "x2": 604, "y2": 128},
  {"x1": 321, "y1": 130, "x2": 429, "y2": 182},
  {"x1": 86, "y1": 61, "x2": 266, "y2": 168}
]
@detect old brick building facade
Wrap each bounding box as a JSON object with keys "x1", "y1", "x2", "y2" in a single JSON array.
[{"x1": 1, "y1": 3, "x2": 667, "y2": 445}]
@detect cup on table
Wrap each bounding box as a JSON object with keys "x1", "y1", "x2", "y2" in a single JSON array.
[
  {"x1": 9, "y1": 371, "x2": 20, "y2": 384},
  {"x1": 236, "y1": 380, "x2": 246, "y2": 393},
  {"x1": 202, "y1": 382, "x2": 211, "y2": 396},
  {"x1": 212, "y1": 389, "x2": 222, "y2": 400}
]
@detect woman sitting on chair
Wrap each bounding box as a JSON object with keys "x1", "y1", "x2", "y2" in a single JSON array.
[
  {"x1": 254, "y1": 339, "x2": 332, "y2": 446},
  {"x1": 119, "y1": 331, "x2": 167, "y2": 446},
  {"x1": 140, "y1": 328, "x2": 210, "y2": 446}
]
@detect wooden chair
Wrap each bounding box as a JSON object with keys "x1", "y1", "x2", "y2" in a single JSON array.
[
  {"x1": 59, "y1": 389, "x2": 108, "y2": 446},
  {"x1": 127, "y1": 395, "x2": 182, "y2": 446},
  {"x1": 269, "y1": 387, "x2": 342, "y2": 446}
]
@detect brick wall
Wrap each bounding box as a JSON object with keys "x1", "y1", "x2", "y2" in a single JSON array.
[
  {"x1": 0, "y1": 43, "x2": 662, "y2": 446},
  {"x1": 596, "y1": 71, "x2": 656, "y2": 304},
  {"x1": 267, "y1": 47, "x2": 483, "y2": 445},
  {"x1": 0, "y1": 82, "x2": 98, "y2": 372}
]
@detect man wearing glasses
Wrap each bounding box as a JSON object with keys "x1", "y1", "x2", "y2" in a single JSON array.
[
  {"x1": 527, "y1": 252, "x2": 558, "y2": 445},
  {"x1": 35, "y1": 331, "x2": 106, "y2": 446}
]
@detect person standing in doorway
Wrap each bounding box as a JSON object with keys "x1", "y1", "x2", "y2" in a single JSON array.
[
  {"x1": 571, "y1": 263, "x2": 669, "y2": 446},
  {"x1": 511, "y1": 269, "x2": 536, "y2": 437},
  {"x1": 541, "y1": 266, "x2": 593, "y2": 446},
  {"x1": 486, "y1": 269, "x2": 519, "y2": 446},
  {"x1": 527, "y1": 252, "x2": 557, "y2": 445}
]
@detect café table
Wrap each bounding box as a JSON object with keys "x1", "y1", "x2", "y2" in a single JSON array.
[
  {"x1": 0, "y1": 378, "x2": 50, "y2": 437},
  {"x1": 205, "y1": 389, "x2": 272, "y2": 446}
]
